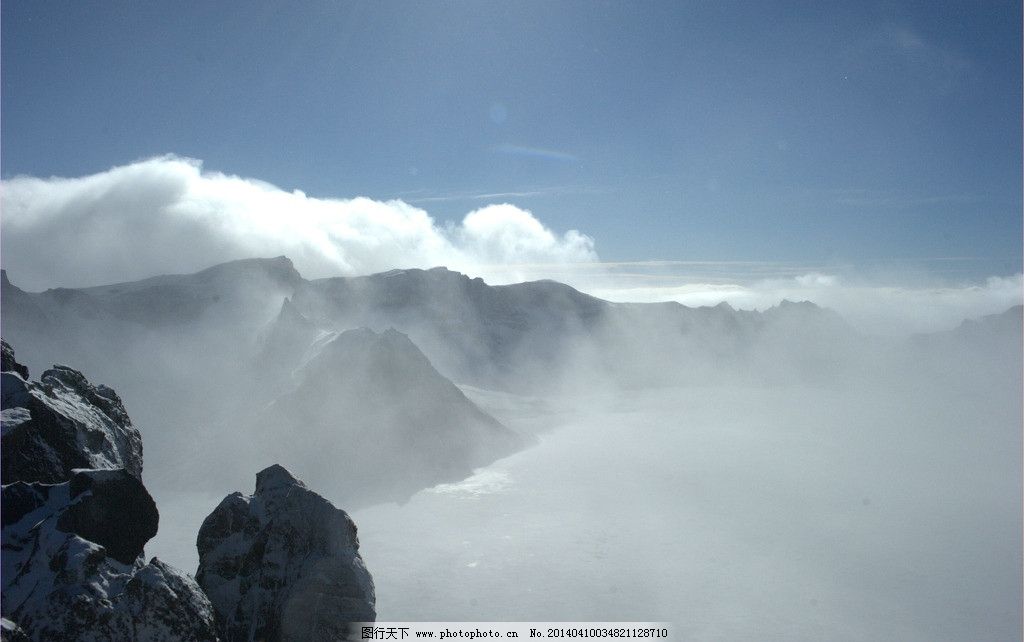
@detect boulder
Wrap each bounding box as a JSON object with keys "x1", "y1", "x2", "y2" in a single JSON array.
[
  {"x1": 0, "y1": 470, "x2": 217, "y2": 641},
  {"x1": 197, "y1": 464, "x2": 375, "y2": 641},
  {"x1": 56, "y1": 469, "x2": 159, "y2": 565}
]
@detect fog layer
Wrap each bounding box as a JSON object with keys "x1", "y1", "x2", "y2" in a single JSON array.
[
  {"x1": 354, "y1": 381, "x2": 1021, "y2": 640},
  {"x1": 2, "y1": 257, "x2": 1020, "y2": 640}
]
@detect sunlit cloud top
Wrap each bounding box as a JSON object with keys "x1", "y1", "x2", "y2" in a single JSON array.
[
  {"x1": 0, "y1": 156, "x2": 596, "y2": 290},
  {"x1": 2, "y1": 157, "x2": 1019, "y2": 337}
]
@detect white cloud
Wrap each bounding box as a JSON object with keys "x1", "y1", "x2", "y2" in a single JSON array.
[
  {"x1": 0, "y1": 156, "x2": 597, "y2": 290},
  {"x1": 2, "y1": 157, "x2": 1018, "y2": 337},
  {"x1": 456, "y1": 204, "x2": 595, "y2": 266},
  {"x1": 794, "y1": 273, "x2": 838, "y2": 287},
  {"x1": 581, "y1": 270, "x2": 1022, "y2": 336}
]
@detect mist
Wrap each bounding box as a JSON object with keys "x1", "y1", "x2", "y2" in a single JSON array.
[
  {"x1": 3, "y1": 249, "x2": 1019, "y2": 640},
  {"x1": 3, "y1": 157, "x2": 1019, "y2": 341},
  {"x1": 355, "y1": 316, "x2": 1021, "y2": 639},
  {"x1": 1, "y1": 166, "x2": 1020, "y2": 641},
  {"x1": 3, "y1": 1, "x2": 1020, "y2": 638}
]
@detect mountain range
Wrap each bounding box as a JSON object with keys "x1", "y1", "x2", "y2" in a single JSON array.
[{"x1": 2, "y1": 257, "x2": 1019, "y2": 504}]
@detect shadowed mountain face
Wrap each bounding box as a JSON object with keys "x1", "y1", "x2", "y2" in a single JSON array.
[
  {"x1": 239, "y1": 326, "x2": 525, "y2": 505},
  {"x1": 290, "y1": 268, "x2": 608, "y2": 390},
  {"x1": 0, "y1": 257, "x2": 860, "y2": 395},
  {"x1": 1, "y1": 258, "x2": 304, "y2": 460},
  {"x1": 285, "y1": 266, "x2": 873, "y2": 391},
  {"x1": 1, "y1": 259, "x2": 539, "y2": 501}
]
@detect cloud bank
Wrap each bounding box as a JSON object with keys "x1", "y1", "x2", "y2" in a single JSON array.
[
  {"x1": 0, "y1": 156, "x2": 597, "y2": 290},
  {"x1": 2, "y1": 156, "x2": 1019, "y2": 336},
  {"x1": 584, "y1": 271, "x2": 1022, "y2": 336}
]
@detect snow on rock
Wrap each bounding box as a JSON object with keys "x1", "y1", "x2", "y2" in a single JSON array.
[
  {"x1": 0, "y1": 469, "x2": 218, "y2": 641},
  {"x1": 0, "y1": 618, "x2": 29, "y2": 642},
  {"x1": 1, "y1": 342, "x2": 217, "y2": 640},
  {"x1": 197, "y1": 464, "x2": 375, "y2": 641},
  {"x1": 1, "y1": 341, "x2": 143, "y2": 484},
  {"x1": 1, "y1": 340, "x2": 28, "y2": 380}
]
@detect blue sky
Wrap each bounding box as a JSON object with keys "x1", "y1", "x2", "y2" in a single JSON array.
[{"x1": 2, "y1": 0, "x2": 1021, "y2": 278}]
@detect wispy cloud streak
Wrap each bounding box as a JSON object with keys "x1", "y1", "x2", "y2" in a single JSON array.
[{"x1": 491, "y1": 144, "x2": 580, "y2": 163}]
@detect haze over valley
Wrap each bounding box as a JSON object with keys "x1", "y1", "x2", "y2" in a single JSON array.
[
  {"x1": 2, "y1": 2, "x2": 1020, "y2": 639},
  {"x1": 2, "y1": 255, "x2": 1020, "y2": 639}
]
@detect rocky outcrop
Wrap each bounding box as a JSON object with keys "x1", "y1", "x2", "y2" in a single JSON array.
[
  {"x1": 1, "y1": 470, "x2": 218, "y2": 641},
  {"x1": 1, "y1": 341, "x2": 143, "y2": 484},
  {"x1": 0, "y1": 618, "x2": 29, "y2": 642},
  {"x1": 197, "y1": 465, "x2": 375, "y2": 641},
  {"x1": 1, "y1": 340, "x2": 28, "y2": 380},
  {"x1": 0, "y1": 341, "x2": 218, "y2": 641}
]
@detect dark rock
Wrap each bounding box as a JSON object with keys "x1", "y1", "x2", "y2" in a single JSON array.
[
  {"x1": 1, "y1": 346, "x2": 143, "y2": 484},
  {"x1": 56, "y1": 469, "x2": 159, "y2": 565},
  {"x1": 0, "y1": 618, "x2": 29, "y2": 642},
  {"x1": 1, "y1": 340, "x2": 28, "y2": 379},
  {"x1": 0, "y1": 482, "x2": 51, "y2": 528},
  {"x1": 1, "y1": 471, "x2": 217, "y2": 641},
  {"x1": 123, "y1": 558, "x2": 220, "y2": 641},
  {"x1": 197, "y1": 464, "x2": 375, "y2": 641},
  {"x1": 1, "y1": 345, "x2": 216, "y2": 640}
]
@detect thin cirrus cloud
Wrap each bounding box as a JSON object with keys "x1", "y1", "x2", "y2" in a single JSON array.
[
  {"x1": 404, "y1": 183, "x2": 609, "y2": 204},
  {"x1": 491, "y1": 143, "x2": 580, "y2": 163},
  {"x1": 0, "y1": 155, "x2": 598, "y2": 291},
  {"x1": 406, "y1": 190, "x2": 555, "y2": 204}
]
